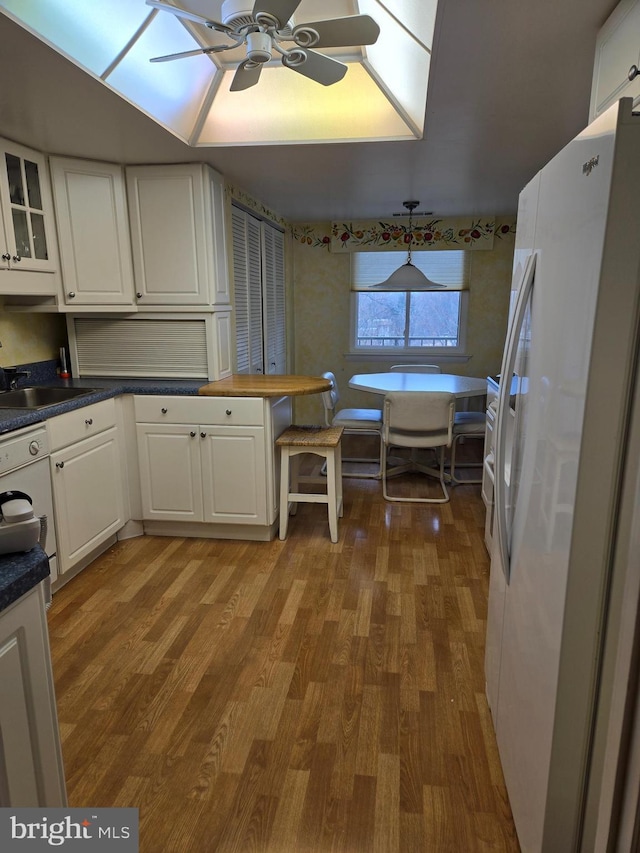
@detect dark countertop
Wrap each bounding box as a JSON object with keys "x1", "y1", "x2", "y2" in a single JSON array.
[
  {"x1": 0, "y1": 374, "x2": 204, "y2": 610},
  {"x1": 0, "y1": 377, "x2": 205, "y2": 434},
  {"x1": 0, "y1": 544, "x2": 49, "y2": 614}
]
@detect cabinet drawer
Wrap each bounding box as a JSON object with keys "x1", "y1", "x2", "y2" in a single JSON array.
[
  {"x1": 134, "y1": 395, "x2": 265, "y2": 426},
  {"x1": 47, "y1": 399, "x2": 117, "y2": 451}
]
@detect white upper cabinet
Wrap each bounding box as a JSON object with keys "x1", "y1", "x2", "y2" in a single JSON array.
[
  {"x1": 126, "y1": 163, "x2": 230, "y2": 309},
  {"x1": 49, "y1": 157, "x2": 135, "y2": 309},
  {"x1": 590, "y1": 0, "x2": 640, "y2": 120},
  {"x1": 0, "y1": 139, "x2": 59, "y2": 297}
]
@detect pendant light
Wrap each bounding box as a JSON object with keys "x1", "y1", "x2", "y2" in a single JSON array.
[{"x1": 371, "y1": 200, "x2": 445, "y2": 290}]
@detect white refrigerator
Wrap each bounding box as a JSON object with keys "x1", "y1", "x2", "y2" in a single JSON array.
[{"x1": 485, "y1": 97, "x2": 640, "y2": 852}]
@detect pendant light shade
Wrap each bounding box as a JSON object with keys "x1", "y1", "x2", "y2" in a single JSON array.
[{"x1": 371, "y1": 200, "x2": 445, "y2": 290}]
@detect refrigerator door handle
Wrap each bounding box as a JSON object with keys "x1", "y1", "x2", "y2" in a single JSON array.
[{"x1": 494, "y1": 252, "x2": 536, "y2": 582}]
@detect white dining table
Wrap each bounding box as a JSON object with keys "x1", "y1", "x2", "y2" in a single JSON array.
[
  {"x1": 348, "y1": 372, "x2": 487, "y2": 397},
  {"x1": 348, "y1": 372, "x2": 487, "y2": 483}
]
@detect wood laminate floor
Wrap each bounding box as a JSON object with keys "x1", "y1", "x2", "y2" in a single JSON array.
[{"x1": 47, "y1": 470, "x2": 520, "y2": 852}]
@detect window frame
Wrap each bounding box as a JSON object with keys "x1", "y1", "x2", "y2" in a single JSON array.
[{"x1": 348, "y1": 261, "x2": 470, "y2": 359}]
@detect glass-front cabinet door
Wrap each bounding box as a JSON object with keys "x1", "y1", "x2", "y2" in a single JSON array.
[{"x1": 0, "y1": 140, "x2": 57, "y2": 274}]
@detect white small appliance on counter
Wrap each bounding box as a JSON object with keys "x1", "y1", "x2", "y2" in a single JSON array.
[{"x1": 0, "y1": 489, "x2": 42, "y2": 555}]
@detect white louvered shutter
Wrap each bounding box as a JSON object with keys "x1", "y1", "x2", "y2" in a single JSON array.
[
  {"x1": 262, "y1": 224, "x2": 286, "y2": 374},
  {"x1": 247, "y1": 214, "x2": 263, "y2": 373},
  {"x1": 232, "y1": 206, "x2": 264, "y2": 374},
  {"x1": 232, "y1": 207, "x2": 250, "y2": 373}
]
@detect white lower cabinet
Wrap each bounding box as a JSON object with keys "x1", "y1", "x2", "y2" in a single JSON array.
[
  {"x1": 201, "y1": 426, "x2": 266, "y2": 523},
  {"x1": 0, "y1": 582, "x2": 66, "y2": 807},
  {"x1": 136, "y1": 423, "x2": 204, "y2": 522},
  {"x1": 134, "y1": 394, "x2": 290, "y2": 536},
  {"x1": 48, "y1": 399, "x2": 125, "y2": 576},
  {"x1": 136, "y1": 422, "x2": 267, "y2": 524}
]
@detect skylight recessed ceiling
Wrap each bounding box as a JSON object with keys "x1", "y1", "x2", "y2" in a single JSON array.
[{"x1": 0, "y1": 0, "x2": 437, "y2": 146}]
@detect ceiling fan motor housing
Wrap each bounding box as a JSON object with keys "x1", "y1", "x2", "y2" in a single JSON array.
[
  {"x1": 246, "y1": 32, "x2": 272, "y2": 63},
  {"x1": 221, "y1": 0, "x2": 258, "y2": 28}
]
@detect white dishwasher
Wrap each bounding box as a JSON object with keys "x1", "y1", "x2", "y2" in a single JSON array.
[{"x1": 0, "y1": 424, "x2": 57, "y2": 585}]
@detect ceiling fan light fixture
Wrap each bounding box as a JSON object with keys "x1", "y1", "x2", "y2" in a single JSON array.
[{"x1": 371, "y1": 200, "x2": 445, "y2": 290}]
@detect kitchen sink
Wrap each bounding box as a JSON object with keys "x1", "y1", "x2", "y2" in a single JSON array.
[{"x1": 0, "y1": 386, "x2": 99, "y2": 409}]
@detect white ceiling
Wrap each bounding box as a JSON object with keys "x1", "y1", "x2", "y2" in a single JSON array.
[{"x1": 0, "y1": 0, "x2": 619, "y2": 222}]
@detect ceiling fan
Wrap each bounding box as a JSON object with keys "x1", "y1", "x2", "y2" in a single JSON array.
[{"x1": 146, "y1": 0, "x2": 380, "y2": 91}]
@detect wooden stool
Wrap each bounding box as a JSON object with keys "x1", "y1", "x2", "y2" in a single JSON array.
[{"x1": 276, "y1": 424, "x2": 344, "y2": 543}]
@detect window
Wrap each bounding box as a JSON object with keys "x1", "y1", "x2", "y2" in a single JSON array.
[{"x1": 350, "y1": 251, "x2": 469, "y2": 354}]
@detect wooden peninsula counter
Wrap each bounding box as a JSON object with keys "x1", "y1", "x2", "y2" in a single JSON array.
[
  {"x1": 198, "y1": 374, "x2": 331, "y2": 397},
  {"x1": 136, "y1": 375, "x2": 329, "y2": 543}
]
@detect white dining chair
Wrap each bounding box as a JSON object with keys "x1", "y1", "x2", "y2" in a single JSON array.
[
  {"x1": 321, "y1": 371, "x2": 382, "y2": 479},
  {"x1": 389, "y1": 364, "x2": 441, "y2": 373},
  {"x1": 450, "y1": 411, "x2": 486, "y2": 484},
  {"x1": 382, "y1": 391, "x2": 456, "y2": 503}
]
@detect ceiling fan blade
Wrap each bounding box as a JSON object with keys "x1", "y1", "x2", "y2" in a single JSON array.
[
  {"x1": 284, "y1": 49, "x2": 347, "y2": 86},
  {"x1": 150, "y1": 45, "x2": 231, "y2": 62},
  {"x1": 145, "y1": 0, "x2": 230, "y2": 33},
  {"x1": 253, "y1": 0, "x2": 302, "y2": 27},
  {"x1": 293, "y1": 15, "x2": 380, "y2": 48},
  {"x1": 230, "y1": 62, "x2": 263, "y2": 92}
]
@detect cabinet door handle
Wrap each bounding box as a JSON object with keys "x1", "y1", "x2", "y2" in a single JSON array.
[
  {"x1": 161, "y1": 407, "x2": 168, "y2": 414},
  {"x1": 190, "y1": 431, "x2": 196, "y2": 438},
  {"x1": 200, "y1": 432, "x2": 206, "y2": 438},
  {"x1": 68, "y1": 291, "x2": 76, "y2": 298},
  {"x1": 629, "y1": 64, "x2": 640, "y2": 81},
  {"x1": 136, "y1": 293, "x2": 143, "y2": 299},
  {"x1": 12, "y1": 255, "x2": 21, "y2": 263},
  {"x1": 56, "y1": 461, "x2": 65, "y2": 469},
  {"x1": 85, "y1": 418, "x2": 93, "y2": 425},
  {"x1": 1, "y1": 252, "x2": 10, "y2": 261},
  {"x1": 226, "y1": 409, "x2": 232, "y2": 416}
]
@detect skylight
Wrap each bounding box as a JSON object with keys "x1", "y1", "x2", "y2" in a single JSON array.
[{"x1": 0, "y1": 0, "x2": 438, "y2": 146}]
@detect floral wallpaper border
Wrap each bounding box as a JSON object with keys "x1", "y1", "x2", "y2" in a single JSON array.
[
  {"x1": 292, "y1": 218, "x2": 516, "y2": 251},
  {"x1": 222, "y1": 185, "x2": 518, "y2": 256},
  {"x1": 225, "y1": 183, "x2": 287, "y2": 228},
  {"x1": 331, "y1": 216, "x2": 495, "y2": 251}
]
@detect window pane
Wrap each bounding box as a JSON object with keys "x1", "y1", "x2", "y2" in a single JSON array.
[
  {"x1": 31, "y1": 213, "x2": 48, "y2": 260},
  {"x1": 408, "y1": 292, "x2": 460, "y2": 347},
  {"x1": 5, "y1": 154, "x2": 24, "y2": 206},
  {"x1": 24, "y1": 160, "x2": 42, "y2": 210},
  {"x1": 12, "y1": 210, "x2": 31, "y2": 257},
  {"x1": 356, "y1": 291, "x2": 406, "y2": 347}
]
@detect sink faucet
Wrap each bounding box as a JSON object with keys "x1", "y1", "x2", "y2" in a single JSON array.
[{"x1": 3, "y1": 367, "x2": 31, "y2": 391}]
